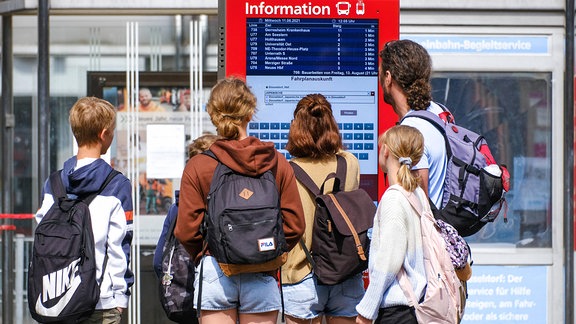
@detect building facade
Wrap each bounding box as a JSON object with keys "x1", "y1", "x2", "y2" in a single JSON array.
[{"x1": 0, "y1": 0, "x2": 572, "y2": 323}]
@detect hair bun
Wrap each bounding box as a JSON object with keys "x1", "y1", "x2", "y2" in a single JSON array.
[{"x1": 310, "y1": 103, "x2": 324, "y2": 117}]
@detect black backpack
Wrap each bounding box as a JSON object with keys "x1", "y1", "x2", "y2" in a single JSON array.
[
  {"x1": 158, "y1": 190, "x2": 197, "y2": 323},
  {"x1": 402, "y1": 103, "x2": 509, "y2": 237},
  {"x1": 28, "y1": 169, "x2": 119, "y2": 323},
  {"x1": 290, "y1": 155, "x2": 375, "y2": 285},
  {"x1": 201, "y1": 150, "x2": 288, "y2": 275}
]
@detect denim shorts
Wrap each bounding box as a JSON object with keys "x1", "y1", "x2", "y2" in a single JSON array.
[
  {"x1": 281, "y1": 272, "x2": 365, "y2": 319},
  {"x1": 193, "y1": 256, "x2": 281, "y2": 313}
]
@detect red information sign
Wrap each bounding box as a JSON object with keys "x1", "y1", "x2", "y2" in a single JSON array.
[{"x1": 222, "y1": 0, "x2": 399, "y2": 199}]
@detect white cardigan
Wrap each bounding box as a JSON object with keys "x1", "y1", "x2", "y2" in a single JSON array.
[{"x1": 356, "y1": 185, "x2": 428, "y2": 320}]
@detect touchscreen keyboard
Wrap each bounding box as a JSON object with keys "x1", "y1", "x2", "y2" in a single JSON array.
[{"x1": 248, "y1": 121, "x2": 375, "y2": 161}]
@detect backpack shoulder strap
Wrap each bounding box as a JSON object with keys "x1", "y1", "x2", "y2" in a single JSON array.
[
  {"x1": 49, "y1": 170, "x2": 67, "y2": 201},
  {"x1": 326, "y1": 192, "x2": 367, "y2": 261},
  {"x1": 164, "y1": 204, "x2": 179, "y2": 248},
  {"x1": 334, "y1": 155, "x2": 347, "y2": 191},
  {"x1": 290, "y1": 155, "x2": 347, "y2": 196},
  {"x1": 167, "y1": 203, "x2": 179, "y2": 235},
  {"x1": 387, "y1": 185, "x2": 428, "y2": 218},
  {"x1": 388, "y1": 185, "x2": 423, "y2": 307},
  {"x1": 49, "y1": 169, "x2": 120, "y2": 205},
  {"x1": 402, "y1": 109, "x2": 446, "y2": 135},
  {"x1": 83, "y1": 170, "x2": 121, "y2": 205},
  {"x1": 401, "y1": 107, "x2": 453, "y2": 159},
  {"x1": 397, "y1": 268, "x2": 419, "y2": 308},
  {"x1": 202, "y1": 149, "x2": 217, "y2": 160},
  {"x1": 290, "y1": 161, "x2": 321, "y2": 196}
]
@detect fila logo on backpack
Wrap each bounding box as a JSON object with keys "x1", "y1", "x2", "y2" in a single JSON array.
[{"x1": 402, "y1": 103, "x2": 510, "y2": 237}]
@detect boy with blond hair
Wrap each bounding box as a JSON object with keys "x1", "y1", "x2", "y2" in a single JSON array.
[{"x1": 34, "y1": 97, "x2": 134, "y2": 323}]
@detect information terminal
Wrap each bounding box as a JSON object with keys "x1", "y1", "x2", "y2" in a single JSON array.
[{"x1": 220, "y1": 0, "x2": 399, "y2": 198}]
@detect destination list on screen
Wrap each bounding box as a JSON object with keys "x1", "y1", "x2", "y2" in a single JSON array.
[
  {"x1": 246, "y1": 18, "x2": 379, "y2": 76},
  {"x1": 245, "y1": 17, "x2": 381, "y2": 178}
]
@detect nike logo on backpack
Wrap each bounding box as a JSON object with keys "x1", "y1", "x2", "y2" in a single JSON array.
[{"x1": 34, "y1": 258, "x2": 82, "y2": 317}]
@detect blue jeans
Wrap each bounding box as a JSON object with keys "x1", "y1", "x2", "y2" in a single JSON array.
[
  {"x1": 194, "y1": 256, "x2": 281, "y2": 313},
  {"x1": 281, "y1": 272, "x2": 365, "y2": 320}
]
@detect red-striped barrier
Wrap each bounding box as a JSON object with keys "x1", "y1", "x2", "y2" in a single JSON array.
[{"x1": 0, "y1": 214, "x2": 34, "y2": 219}]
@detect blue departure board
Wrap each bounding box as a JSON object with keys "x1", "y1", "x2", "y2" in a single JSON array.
[
  {"x1": 246, "y1": 18, "x2": 379, "y2": 76},
  {"x1": 223, "y1": 0, "x2": 399, "y2": 200},
  {"x1": 245, "y1": 17, "x2": 380, "y2": 175}
]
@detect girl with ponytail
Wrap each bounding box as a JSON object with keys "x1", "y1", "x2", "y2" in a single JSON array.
[
  {"x1": 356, "y1": 125, "x2": 428, "y2": 324},
  {"x1": 282, "y1": 93, "x2": 364, "y2": 324},
  {"x1": 175, "y1": 77, "x2": 305, "y2": 324}
]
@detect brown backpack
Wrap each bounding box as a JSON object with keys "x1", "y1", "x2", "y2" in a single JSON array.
[{"x1": 290, "y1": 155, "x2": 375, "y2": 285}]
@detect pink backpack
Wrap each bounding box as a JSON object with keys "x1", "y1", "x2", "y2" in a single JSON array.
[{"x1": 390, "y1": 186, "x2": 464, "y2": 324}]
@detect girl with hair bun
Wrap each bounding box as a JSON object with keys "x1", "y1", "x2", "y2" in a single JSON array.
[
  {"x1": 356, "y1": 125, "x2": 427, "y2": 324},
  {"x1": 175, "y1": 77, "x2": 305, "y2": 324},
  {"x1": 282, "y1": 93, "x2": 364, "y2": 324}
]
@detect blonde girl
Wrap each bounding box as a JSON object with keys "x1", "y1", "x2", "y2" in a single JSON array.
[{"x1": 356, "y1": 125, "x2": 427, "y2": 324}]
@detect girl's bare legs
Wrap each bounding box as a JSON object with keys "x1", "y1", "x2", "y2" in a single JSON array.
[
  {"x1": 285, "y1": 314, "x2": 322, "y2": 324},
  {"x1": 326, "y1": 316, "x2": 357, "y2": 324},
  {"x1": 200, "y1": 309, "x2": 237, "y2": 324},
  {"x1": 238, "y1": 310, "x2": 279, "y2": 324}
]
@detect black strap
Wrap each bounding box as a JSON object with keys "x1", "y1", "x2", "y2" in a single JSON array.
[
  {"x1": 50, "y1": 169, "x2": 120, "y2": 205},
  {"x1": 197, "y1": 242, "x2": 208, "y2": 319},
  {"x1": 279, "y1": 268, "x2": 285, "y2": 322},
  {"x1": 334, "y1": 155, "x2": 347, "y2": 190},
  {"x1": 164, "y1": 206, "x2": 179, "y2": 253},
  {"x1": 290, "y1": 155, "x2": 348, "y2": 195},
  {"x1": 401, "y1": 106, "x2": 454, "y2": 159},
  {"x1": 299, "y1": 239, "x2": 316, "y2": 269},
  {"x1": 290, "y1": 161, "x2": 321, "y2": 195},
  {"x1": 165, "y1": 190, "x2": 180, "y2": 240},
  {"x1": 202, "y1": 149, "x2": 217, "y2": 160},
  {"x1": 197, "y1": 149, "x2": 215, "y2": 319},
  {"x1": 49, "y1": 171, "x2": 67, "y2": 201},
  {"x1": 88, "y1": 170, "x2": 121, "y2": 203}
]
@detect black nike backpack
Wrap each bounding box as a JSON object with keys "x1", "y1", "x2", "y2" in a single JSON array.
[{"x1": 28, "y1": 170, "x2": 118, "y2": 323}]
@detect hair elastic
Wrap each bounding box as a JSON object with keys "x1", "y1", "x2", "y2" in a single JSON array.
[
  {"x1": 399, "y1": 157, "x2": 412, "y2": 167},
  {"x1": 221, "y1": 113, "x2": 238, "y2": 120}
]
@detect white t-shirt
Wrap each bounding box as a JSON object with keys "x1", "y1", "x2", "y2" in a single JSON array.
[{"x1": 400, "y1": 102, "x2": 448, "y2": 208}]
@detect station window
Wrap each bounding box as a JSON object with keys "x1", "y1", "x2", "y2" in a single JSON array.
[{"x1": 431, "y1": 72, "x2": 552, "y2": 247}]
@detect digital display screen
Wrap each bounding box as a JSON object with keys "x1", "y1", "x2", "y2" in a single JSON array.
[
  {"x1": 223, "y1": 0, "x2": 399, "y2": 198},
  {"x1": 246, "y1": 18, "x2": 379, "y2": 174},
  {"x1": 246, "y1": 18, "x2": 378, "y2": 75}
]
